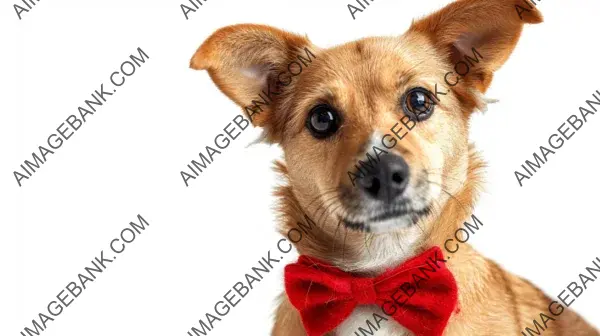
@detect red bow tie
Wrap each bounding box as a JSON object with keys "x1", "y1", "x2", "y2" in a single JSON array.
[{"x1": 284, "y1": 246, "x2": 458, "y2": 336}]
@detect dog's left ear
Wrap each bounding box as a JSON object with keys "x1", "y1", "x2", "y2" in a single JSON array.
[{"x1": 409, "y1": 0, "x2": 543, "y2": 93}]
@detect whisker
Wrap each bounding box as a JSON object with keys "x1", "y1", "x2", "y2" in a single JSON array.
[
  {"x1": 342, "y1": 227, "x2": 349, "y2": 264},
  {"x1": 423, "y1": 167, "x2": 465, "y2": 184},
  {"x1": 426, "y1": 179, "x2": 471, "y2": 216},
  {"x1": 394, "y1": 231, "x2": 406, "y2": 255},
  {"x1": 425, "y1": 172, "x2": 465, "y2": 184},
  {"x1": 313, "y1": 192, "x2": 340, "y2": 218},
  {"x1": 306, "y1": 188, "x2": 339, "y2": 210},
  {"x1": 316, "y1": 199, "x2": 342, "y2": 229},
  {"x1": 363, "y1": 232, "x2": 373, "y2": 258},
  {"x1": 319, "y1": 202, "x2": 344, "y2": 231},
  {"x1": 331, "y1": 217, "x2": 343, "y2": 253}
]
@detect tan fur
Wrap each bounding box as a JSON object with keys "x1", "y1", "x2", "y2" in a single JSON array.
[{"x1": 190, "y1": 0, "x2": 598, "y2": 335}]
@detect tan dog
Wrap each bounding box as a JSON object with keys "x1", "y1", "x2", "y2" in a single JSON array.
[{"x1": 190, "y1": 0, "x2": 599, "y2": 334}]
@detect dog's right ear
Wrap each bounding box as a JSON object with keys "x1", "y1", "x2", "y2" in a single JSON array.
[{"x1": 190, "y1": 24, "x2": 315, "y2": 131}]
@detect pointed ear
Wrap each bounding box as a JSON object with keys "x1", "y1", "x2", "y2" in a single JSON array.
[
  {"x1": 409, "y1": 0, "x2": 542, "y2": 93},
  {"x1": 190, "y1": 24, "x2": 316, "y2": 128}
]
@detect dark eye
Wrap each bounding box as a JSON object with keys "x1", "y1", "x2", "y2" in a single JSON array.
[
  {"x1": 306, "y1": 104, "x2": 340, "y2": 139},
  {"x1": 402, "y1": 87, "x2": 437, "y2": 121}
]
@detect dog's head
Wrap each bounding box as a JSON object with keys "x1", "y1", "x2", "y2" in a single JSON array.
[{"x1": 191, "y1": 0, "x2": 541, "y2": 242}]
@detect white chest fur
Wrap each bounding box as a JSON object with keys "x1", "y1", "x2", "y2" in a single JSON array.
[{"x1": 335, "y1": 305, "x2": 412, "y2": 336}]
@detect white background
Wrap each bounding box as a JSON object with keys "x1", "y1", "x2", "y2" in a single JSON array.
[{"x1": 1, "y1": 0, "x2": 599, "y2": 335}]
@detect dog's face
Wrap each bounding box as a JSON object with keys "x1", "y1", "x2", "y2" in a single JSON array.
[
  {"x1": 191, "y1": 1, "x2": 541, "y2": 237},
  {"x1": 279, "y1": 35, "x2": 471, "y2": 233}
]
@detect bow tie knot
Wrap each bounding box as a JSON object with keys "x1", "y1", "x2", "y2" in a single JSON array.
[{"x1": 351, "y1": 278, "x2": 377, "y2": 304}]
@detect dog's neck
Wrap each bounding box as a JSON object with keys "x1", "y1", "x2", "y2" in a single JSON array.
[{"x1": 276, "y1": 147, "x2": 484, "y2": 276}]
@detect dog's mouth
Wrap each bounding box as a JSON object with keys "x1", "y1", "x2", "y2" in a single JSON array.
[
  {"x1": 339, "y1": 205, "x2": 431, "y2": 233},
  {"x1": 335, "y1": 173, "x2": 435, "y2": 233}
]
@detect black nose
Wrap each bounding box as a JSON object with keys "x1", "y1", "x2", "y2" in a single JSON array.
[{"x1": 356, "y1": 154, "x2": 410, "y2": 202}]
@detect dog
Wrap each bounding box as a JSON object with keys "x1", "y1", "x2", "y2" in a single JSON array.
[{"x1": 189, "y1": 0, "x2": 599, "y2": 334}]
